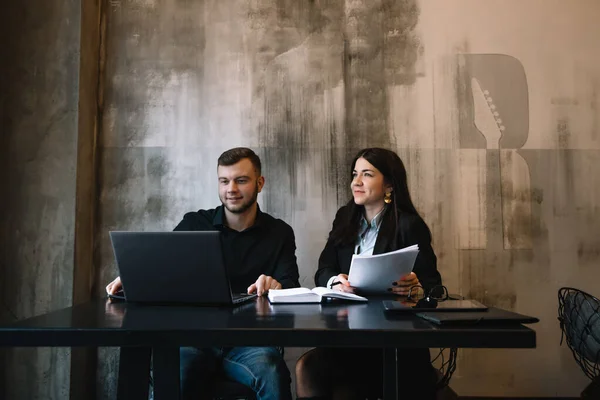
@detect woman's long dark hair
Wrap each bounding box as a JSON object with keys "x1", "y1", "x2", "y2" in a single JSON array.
[{"x1": 329, "y1": 148, "x2": 429, "y2": 246}]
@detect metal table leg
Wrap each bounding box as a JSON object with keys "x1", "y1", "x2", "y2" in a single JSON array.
[
  {"x1": 118, "y1": 347, "x2": 151, "y2": 400},
  {"x1": 383, "y1": 348, "x2": 398, "y2": 400},
  {"x1": 152, "y1": 346, "x2": 181, "y2": 400}
]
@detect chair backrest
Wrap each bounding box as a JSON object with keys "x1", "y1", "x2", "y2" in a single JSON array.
[
  {"x1": 558, "y1": 287, "x2": 600, "y2": 380},
  {"x1": 431, "y1": 348, "x2": 458, "y2": 390}
]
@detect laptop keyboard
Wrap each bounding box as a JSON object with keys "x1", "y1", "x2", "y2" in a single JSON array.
[{"x1": 232, "y1": 293, "x2": 257, "y2": 304}]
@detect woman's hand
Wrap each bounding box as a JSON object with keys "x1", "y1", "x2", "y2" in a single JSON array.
[
  {"x1": 391, "y1": 272, "x2": 419, "y2": 295},
  {"x1": 330, "y1": 274, "x2": 355, "y2": 293}
]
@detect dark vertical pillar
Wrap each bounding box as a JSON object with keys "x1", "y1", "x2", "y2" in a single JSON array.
[
  {"x1": 0, "y1": 0, "x2": 82, "y2": 399},
  {"x1": 70, "y1": 0, "x2": 106, "y2": 398}
]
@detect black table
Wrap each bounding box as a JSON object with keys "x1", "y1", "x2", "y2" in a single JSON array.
[{"x1": 0, "y1": 297, "x2": 536, "y2": 399}]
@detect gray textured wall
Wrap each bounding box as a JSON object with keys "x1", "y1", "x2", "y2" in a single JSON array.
[
  {"x1": 97, "y1": 0, "x2": 600, "y2": 397},
  {"x1": 1, "y1": 0, "x2": 599, "y2": 398},
  {"x1": 0, "y1": 0, "x2": 81, "y2": 399}
]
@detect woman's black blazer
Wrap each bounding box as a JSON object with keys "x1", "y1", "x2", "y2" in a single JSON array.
[{"x1": 315, "y1": 205, "x2": 442, "y2": 292}]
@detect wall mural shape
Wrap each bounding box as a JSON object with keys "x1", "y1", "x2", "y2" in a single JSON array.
[
  {"x1": 456, "y1": 54, "x2": 532, "y2": 251},
  {"x1": 455, "y1": 54, "x2": 534, "y2": 309}
]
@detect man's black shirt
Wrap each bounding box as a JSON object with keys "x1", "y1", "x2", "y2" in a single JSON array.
[{"x1": 173, "y1": 205, "x2": 300, "y2": 293}]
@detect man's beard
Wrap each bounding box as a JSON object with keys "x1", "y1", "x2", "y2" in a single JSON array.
[{"x1": 221, "y1": 183, "x2": 259, "y2": 214}]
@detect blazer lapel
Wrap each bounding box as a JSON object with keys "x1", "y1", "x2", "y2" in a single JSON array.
[
  {"x1": 373, "y1": 215, "x2": 395, "y2": 255},
  {"x1": 339, "y1": 245, "x2": 354, "y2": 275}
]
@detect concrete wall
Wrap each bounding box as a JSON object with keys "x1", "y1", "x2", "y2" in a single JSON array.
[
  {"x1": 97, "y1": 0, "x2": 600, "y2": 397},
  {"x1": 0, "y1": 0, "x2": 81, "y2": 399},
  {"x1": 1, "y1": 0, "x2": 599, "y2": 398},
  {"x1": 420, "y1": 1, "x2": 600, "y2": 395}
]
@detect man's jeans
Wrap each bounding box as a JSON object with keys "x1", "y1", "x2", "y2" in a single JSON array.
[{"x1": 179, "y1": 346, "x2": 292, "y2": 400}]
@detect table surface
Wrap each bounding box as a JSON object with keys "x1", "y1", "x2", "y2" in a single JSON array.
[{"x1": 0, "y1": 297, "x2": 537, "y2": 349}]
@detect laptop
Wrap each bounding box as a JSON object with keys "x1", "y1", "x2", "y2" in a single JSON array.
[
  {"x1": 109, "y1": 231, "x2": 257, "y2": 306},
  {"x1": 414, "y1": 307, "x2": 539, "y2": 326}
]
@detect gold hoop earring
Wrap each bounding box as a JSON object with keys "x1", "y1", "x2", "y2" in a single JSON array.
[{"x1": 384, "y1": 192, "x2": 392, "y2": 204}]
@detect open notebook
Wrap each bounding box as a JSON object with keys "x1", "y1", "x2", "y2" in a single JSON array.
[{"x1": 267, "y1": 287, "x2": 367, "y2": 304}]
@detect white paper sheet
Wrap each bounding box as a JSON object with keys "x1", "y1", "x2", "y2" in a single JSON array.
[{"x1": 347, "y1": 244, "x2": 419, "y2": 294}]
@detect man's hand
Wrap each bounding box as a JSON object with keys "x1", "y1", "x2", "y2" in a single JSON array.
[
  {"x1": 106, "y1": 276, "x2": 123, "y2": 295},
  {"x1": 391, "y1": 272, "x2": 419, "y2": 295},
  {"x1": 331, "y1": 274, "x2": 356, "y2": 293},
  {"x1": 247, "y1": 274, "x2": 282, "y2": 296}
]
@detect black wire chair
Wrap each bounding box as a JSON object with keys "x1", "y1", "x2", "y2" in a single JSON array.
[
  {"x1": 558, "y1": 287, "x2": 600, "y2": 399},
  {"x1": 432, "y1": 347, "x2": 458, "y2": 391}
]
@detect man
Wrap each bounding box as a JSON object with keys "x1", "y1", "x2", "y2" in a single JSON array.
[{"x1": 106, "y1": 147, "x2": 299, "y2": 400}]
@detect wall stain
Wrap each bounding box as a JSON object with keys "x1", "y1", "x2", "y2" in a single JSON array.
[
  {"x1": 553, "y1": 118, "x2": 575, "y2": 217},
  {"x1": 557, "y1": 117, "x2": 571, "y2": 149},
  {"x1": 577, "y1": 242, "x2": 600, "y2": 263},
  {"x1": 244, "y1": 0, "x2": 421, "y2": 217},
  {"x1": 531, "y1": 187, "x2": 544, "y2": 204},
  {"x1": 147, "y1": 153, "x2": 169, "y2": 178},
  {"x1": 145, "y1": 196, "x2": 164, "y2": 219},
  {"x1": 591, "y1": 80, "x2": 598, "y2": 141},
  {"x1": 382, "y1": 0, "x2": 421, "y2": 85}
]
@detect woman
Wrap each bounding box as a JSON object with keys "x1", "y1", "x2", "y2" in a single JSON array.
[{"x1": 295, "y1": 148, "x2": 442, "y2": 400}]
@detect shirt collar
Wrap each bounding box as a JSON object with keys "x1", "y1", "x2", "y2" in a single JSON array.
[
  {"x1": 359, "y1": 207, "x2": 385, "y2": 233},
  {"x1": 212, "y1": 204, "x2": 264, "y2": 230},
  {"x1": 212, "y1": 206, "x2": 225, "y2": 227}
]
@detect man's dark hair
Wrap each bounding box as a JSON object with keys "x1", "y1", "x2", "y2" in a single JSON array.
[{"x1": 217, "y1": 147, "x2": 262, "y2": 175}]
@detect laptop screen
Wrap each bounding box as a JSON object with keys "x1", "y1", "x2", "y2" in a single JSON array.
[{"x1": 110, "y1": 231, "x2": 238, "y2": 305}]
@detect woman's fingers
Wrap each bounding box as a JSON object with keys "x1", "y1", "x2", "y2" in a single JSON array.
[
  {"x1": 390, "y1": 286, "x2": 412, "y2": 295},
  {"x1": 392, "y1": 272, "x2": 419, "y2": 293}
]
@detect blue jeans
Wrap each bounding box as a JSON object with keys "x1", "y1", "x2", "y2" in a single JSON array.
[{"x1": 179, "y1": 346, "x2": 292, "y2": 400}]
